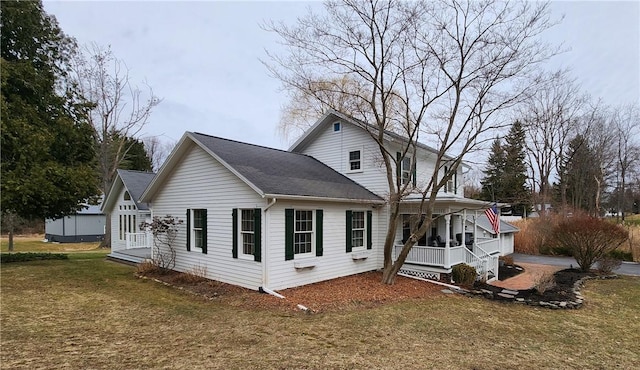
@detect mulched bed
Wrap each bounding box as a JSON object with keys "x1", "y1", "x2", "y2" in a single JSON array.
[
  {"x1": 474, "y1": 268, "x2": 597, "y2": 303},
  {"x1": 138, "y1": 270, "x2": 444, "y2": 313},
  {"x1": 498, "y1": 263, "x2": 525, "y2": 280}
]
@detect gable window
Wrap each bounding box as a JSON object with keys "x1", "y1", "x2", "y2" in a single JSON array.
[
  {"x1": 333, "y1": 122, "x2": 341, "y2": 132},
  {"x1": 349, "y1": 150, "x2": 361, "y2": 171},
  {"x1": 186, "y1": 209, "x2": 207, "y2": 253},
  {"x1": 124, "y1": 191, "x2": 131, "y2": 201},
  {"x1": 232, "y1": 208, "x2": 262, "y2": 262},
  {"x1": 285, "y1": 209, "x2": 323, "y2": 260},
  {"x1": 346, "y1": 210, "x2": 372, "y2": 252}
]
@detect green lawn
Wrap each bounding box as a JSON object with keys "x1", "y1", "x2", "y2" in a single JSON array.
[
  {"x1": 1, "y1": 235, "x2": 106, "y2": 255},
  {"x1": 1, "y1": 254, "x2": 639, "y2": 369}
]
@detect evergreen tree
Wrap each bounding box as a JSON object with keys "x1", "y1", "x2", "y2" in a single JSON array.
[
  {"x1": 556, "y1": 134, "x2": 599, "y2": 214},
  {"x1": 119, "y1": 135, "x2": 153, "y2": 172},
  {"x1": 480, "y1": 122, "x2": 531, "y2": 215},
  {"x1": 480, "y1": 138, "x2": 505, "y2": 202},
  {"x1": 1, "y1": 1, "x2": 99, "y2": 249},
  {"x1": 501, "y1": 120, "x2": 531, "y2": 215}
]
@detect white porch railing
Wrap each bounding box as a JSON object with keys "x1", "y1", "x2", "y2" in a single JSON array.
[
  {"x1": 125, "y1": 232, "x2": 151, "y2": 249},
  {"x1": 393, "y1": 242, "x2": 499, "y2": 282},
  {"x1": 476, "y1": 238, "x2": 500, "y2": 255}
]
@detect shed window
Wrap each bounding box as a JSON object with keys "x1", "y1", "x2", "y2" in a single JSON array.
[{"x1": 333, "y1": 122, "x2": 341, "y2": 132}]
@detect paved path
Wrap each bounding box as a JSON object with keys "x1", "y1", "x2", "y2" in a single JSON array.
[
  {"x1": 511, "y1": 253, "x2": 640, "y2": 276},
  {"x1": 490, "y1": 262, "x2": 563, "y2": 290}
]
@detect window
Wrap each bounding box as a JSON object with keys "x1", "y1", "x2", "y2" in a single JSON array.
[
  {"x1": 396, "y1": 152, "x2": 416, "y2": 186},
  {"x1": 187, "y1": 209, "x2": 207, "y2": 253},
  {"x1": 241, "y1": 210, "x2": 255, "y2": 255},
  {"x1": 285, "y1": 209, "x2": 323, "y2": 260},
  {"x1": 346, "y1": 210, "x2": 372, "y2": 252},
  {"x1": 349, "y1": 150, "x2": 361, "y2": 171},
  {"x1": 118, "y1": 213, "x2": 137, "y2": 241},
  {"x1": 232, "y1": 208, "x2": 261, "y2": 261},
  {"x1": 333, "y1": 122, "x2": 341, "y2": 132},
  {"x1": 124, "y1": 191, "x2": 131, "y2": 201},
  {"x1": 401, "y1": 214, "x2": 427, "y2": 246},
  {"x1": 401, "y1": 157, "x2": 411, "y2": 184},
  {"x1": 294, "y1": 210, "x2": 313, "y2": 254}
]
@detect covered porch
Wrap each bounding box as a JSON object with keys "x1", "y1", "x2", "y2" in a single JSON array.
[{"x1": 393, "y1": 199, "x2": 500, "y2": 282}]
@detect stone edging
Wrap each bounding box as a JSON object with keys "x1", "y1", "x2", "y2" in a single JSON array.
[
  {"x1": 136, "y1": 273, "x2": 221, "y2": 301},
  {"x1": 461, "y1": 274, "x2": 618, "y2": 309}
]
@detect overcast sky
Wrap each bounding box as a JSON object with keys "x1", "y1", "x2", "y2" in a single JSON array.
[{"x1": 43, "y1": 0, "x2": 640, "y2": 151}]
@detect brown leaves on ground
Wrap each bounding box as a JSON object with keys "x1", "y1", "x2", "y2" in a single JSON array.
[{"x1": 139, "y1": 270, "x2": 444, "y2": 314}]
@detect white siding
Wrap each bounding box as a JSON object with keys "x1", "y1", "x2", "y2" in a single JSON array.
[
  {"x1": 299, "y1": 121, "x2": 465, "y2": 198},
  {"x1": 265, "y1": 200, "x2": 384, "y2": 291},
  {"x1": 501, "y1": 234, "x2": 514, "y2": 255},
  {"x1": 302, "y1": 122, "x2": 390, "y2": 196},
  {"x1": 151, "y1": 144, "x2": 264, "y2": 290}
]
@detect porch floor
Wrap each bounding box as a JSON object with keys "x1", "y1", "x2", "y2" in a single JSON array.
[{"x1": 107, "y1": 247, "x2": 151, "y2": 264}]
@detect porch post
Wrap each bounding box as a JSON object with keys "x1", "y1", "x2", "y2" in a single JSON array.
[
  {"x1": 461, "y1": 210, "x2": 466, "y2": 245},
  {"x1": 473, "y1": 211, "x2": 478, "y2": 252},
  {"x1": 444, "y1": 214, "x2": 451, "y2": 268}
]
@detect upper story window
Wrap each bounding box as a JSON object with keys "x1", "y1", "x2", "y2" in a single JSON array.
[
  {"x1": 123, "y1": 191, "x2": 131, "y2": 201},
  {"x1": 401, "y1": 157, "x2": 412, "y2": 185},
  {"x1": 396, "y1": 152, "x2": 416, "y2": 186},
  {"x1": 333, "y1": 122, "x2": 341, "y2": 132},
  {"x1": 349, "y1": 150, "x2": 361, "y2": 171}
]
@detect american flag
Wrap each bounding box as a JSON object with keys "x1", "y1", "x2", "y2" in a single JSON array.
[{"x1": 485, "y1": 204, "x2": 500, "y2": 234}]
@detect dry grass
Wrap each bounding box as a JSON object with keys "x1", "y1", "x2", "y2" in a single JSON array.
[
  {"x1": 621, "y1": 222, "x2": 640, "y2": 262},
  {"x1": 1, "y1": 234, "x2": 102, "y2": 253},
  {"x1": 2, "y1": 256, "x2": 639, "y2": 369}
]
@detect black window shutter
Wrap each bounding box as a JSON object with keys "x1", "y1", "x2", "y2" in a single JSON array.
[
  {"x1": 316, "y1": 209, "x2": 323, "y2": 257},
  {"x1": 454, "y1": 171, "x2": 458, "y2": 195},
  {"x1": 254, "y1": 208, "x2": 261, "y2": 262},
  {"x1": 201, "y1": 209, "x2": 208, "y2": 254},
  {"x1": 232, "y1": 208, "x2": 238, "y2": 258},
  {"x1": 345, "y1": 210, "x2": 353, "y2": 253},
  {"x1": 367, "y1": 211, "x2": 373, "y2": 250},
  {"x1": 284, "y1": 209, "x2": 294, "y2": 261},
  {"x1": 396, "y1": 152, "x2": 401, "y2": 183},
  {"x1": 412, "y1": 160, "x2": 417, "y2": 187},
  {"x1": 186, "y1": 209, "x2": 191, "y2": 251}
]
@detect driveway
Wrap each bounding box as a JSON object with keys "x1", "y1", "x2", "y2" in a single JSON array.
[{"x1": 511, "y1": 253, "x2": 640, "y2": 276}]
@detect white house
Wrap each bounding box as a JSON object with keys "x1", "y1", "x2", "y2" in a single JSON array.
[
  {"x1": 107, "y1": 111, "x2": 517, "y2": 290},
  {"x1": 101, "y1": 169, "x2": 156, "y2": 263}
]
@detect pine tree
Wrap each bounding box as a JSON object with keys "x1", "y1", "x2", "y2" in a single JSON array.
[
  {"x1": 480, "y1": 138, "x2": 505, "y2": 202},
  {"x1": 502, "y1": 120, "x2": 531, "y2": 215}
]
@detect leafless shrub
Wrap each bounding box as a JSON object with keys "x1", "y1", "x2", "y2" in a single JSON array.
[
  {"x1": 596, "y1": 257, "x2": 622, "y2": 274},
  {"x1": 534, "y1": 272, "x2": 555, "y2": 294},
  {"x1": 136, "y1": 260, "x2": 160, "y2": 275},
  {"x1": 140, "y1": 215, "x2": 183, "y2": 271}
]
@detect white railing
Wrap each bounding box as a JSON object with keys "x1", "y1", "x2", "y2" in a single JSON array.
[
  {"x1": 476, "y1": 238, "x2": 500, "y2": 255},
  {"x1": 394, "y1": 244, "x2": 446, "y2": 266},
  {"x1": 125, "y1": 232, "x2": 151, "y2": 249}
]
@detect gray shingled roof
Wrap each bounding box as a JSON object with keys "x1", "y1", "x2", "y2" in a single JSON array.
[
  {"x1": 118, "y1": 169, "x2": 156, "y2": 210},
  {"x1": 190, "y1": 132, "x2": 383, "y2": 202}
]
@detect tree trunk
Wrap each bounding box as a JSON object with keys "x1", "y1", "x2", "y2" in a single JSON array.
[
  {"x1": 6, "y1": 212, "x2": 16, "y2": 252},
  {"x1": 100, "y1": 214, "x2": 111, "y2": 248}
]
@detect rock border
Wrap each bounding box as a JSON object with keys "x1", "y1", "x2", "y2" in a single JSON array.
[{"x1": 461, "y1": 274, "x2": 618, "y2": 309}]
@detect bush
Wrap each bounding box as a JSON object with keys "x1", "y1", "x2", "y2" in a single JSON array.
[
  {"x1": 607, "y1": 249, "x2": 633, "y2": 262},
  {"x1": 553, "y1": 216, "x2": 629, "y2": 271},
  {"x1": 499, "y1": 255, "x2": 514, "y2": 265},
  {"x1": 534, "y1": 272, "x2": 555, "y2": 294},
  {"x1": 512, "y1": 215, "x2": 563, "y2": 255},
  {"x1": 452, "y1": 263, "x2": 477, "y2": 287},
  {"x1": 596, "y1": 257, "x2": 622, "y2": 274},
  {"x1": 136, "y1": 260, "x2": 162, "y2": 275},
  {"x1": 1, "y1": 252, "x2": 68, "y2": 263}
]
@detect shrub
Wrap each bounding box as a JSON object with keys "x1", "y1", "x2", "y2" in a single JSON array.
[
  {"x1": 512, "y1": 215, "x2": 562, "y2": 255},
  {"x1": 596, "y1": 257, "x2": 622, "y2": 274},
  {"x1": 534, "y1": 272, "x2": 555, "y2": 294},
  {"x1": 1, "y1": 252, "x2": 68, "y2": 263},
  {"x1": 553, "y1": 216, "x2": 629, "y2": 271},
  {"x1": 139, "y1": 215, "x2": 183, "y2": 271},
  {"x1": 452, "y1": 263, "x2": 477, "y2": 287},
  {"x1": 499, "y1": 255, "x2": 514, "y2": 265},
  {"x1": 174, "y1": 264, "x2": 208, "y2": 284},
  {"x1": 136, "y1": 260, "x2": 161, "y2": 275},
  {"x1": 607, "y1": 249, "x2": 633, "y2": 262}
]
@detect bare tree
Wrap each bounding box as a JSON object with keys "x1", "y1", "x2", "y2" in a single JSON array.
[
  {"x1": 521, "y1": 70, "x2": 586, "y2": 212},
  {"x1": 143, "y1": 136, "x2": 174, "y2": 171},
  {"x1": 71, "y1": 43, "x2": 161, "y2": 247},
  {"x1": 265, "y1": 0, "x2": 558, "y2": 283},
  {"x1": 611, "y1": 103, "x2": 640, "y2": 221}
]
